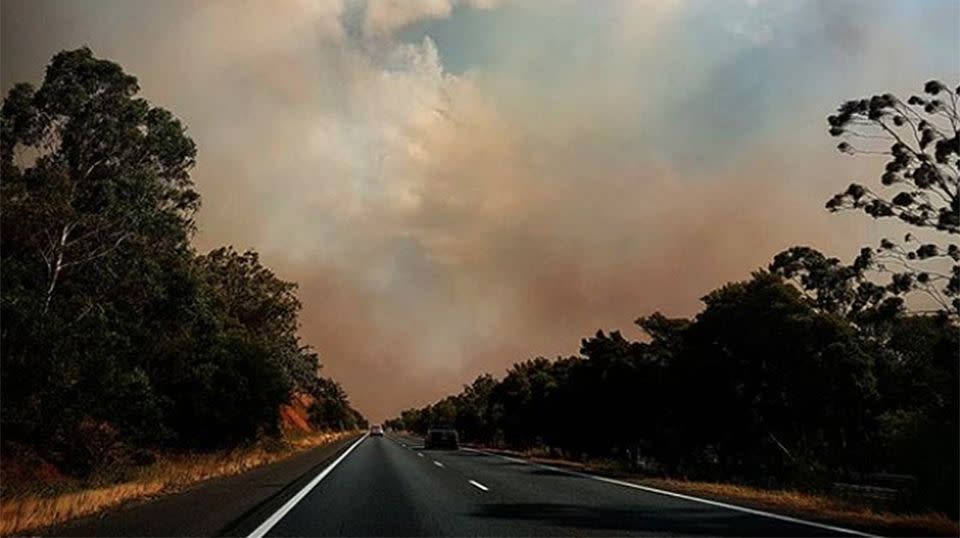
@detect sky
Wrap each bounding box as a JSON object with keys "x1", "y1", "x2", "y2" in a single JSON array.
[{"x1": 2, "y1": 0, "x2": 958, "y2": 421}]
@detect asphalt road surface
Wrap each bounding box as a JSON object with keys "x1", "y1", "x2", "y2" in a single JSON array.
[{"x1": 242, "y1": 433, "x2": 871, "y2": 537}]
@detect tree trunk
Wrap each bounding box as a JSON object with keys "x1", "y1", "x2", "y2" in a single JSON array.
[{"x1": 42, "y1": 224, "x2": 70, "y2": 315}]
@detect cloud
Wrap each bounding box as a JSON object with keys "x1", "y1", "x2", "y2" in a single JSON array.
[
  {"x1": 364, "y1": 0, "x2": 453, "y2": 36},
  {"x1": 2, "y1": 0, "x2": 957, "y2": 420},
  {"x1": 727, "y1": 20, "x2": 775, "y2": 46},
  {"x1": 362, "y1": 0, "x2": 501, "y2": 37}
]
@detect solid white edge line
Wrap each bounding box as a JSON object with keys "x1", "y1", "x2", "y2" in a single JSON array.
[
  {"x1": 246, "y1": 433, "x2": 369, "y2": 538},
  {"x1": 462, "y1": 448, "x2": 876, "y2": 538},
  {"x1": 468, "y1": 479, "x2": 489, "y2": 492}
]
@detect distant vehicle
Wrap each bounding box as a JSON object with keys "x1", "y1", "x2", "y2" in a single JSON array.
[
  {"x1": 424, "y1": 428, "x2": 459, "y2": 450},
  {"x1": 370, "y1": 425, "x2": 384, "y2": 436}
]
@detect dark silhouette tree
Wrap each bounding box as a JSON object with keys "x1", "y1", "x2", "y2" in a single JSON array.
[
  {"x1": 825, "y1": 80, "x2": 959, "y2": 315},
  {"x1": 1, "y1": 49, "x2": 363, "y2": 471},
  {"x1": 387, "y1": 81, "x2": 959, "y2": 518},
  {"x1": 387, "y1": 269, "x2": 956, "y2": 514},
  {"x1": 769, "y1": 246, "x2": 898, "y2": 325}
]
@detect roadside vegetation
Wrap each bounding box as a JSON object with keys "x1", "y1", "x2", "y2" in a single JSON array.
[
  {"x1": 0, "y1": 430, "x2": 352, "y2": 535},
  {"x1": 0, "y1": 47, "x2": 366, "y2": 516},
  {"x1": 388, "y1": 81, "x2": 960, "y2": 523},
  {"x1": 640, "y1": 478, "x2": 959, "y2": 537}
]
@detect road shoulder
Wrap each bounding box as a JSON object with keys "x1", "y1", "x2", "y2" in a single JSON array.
[{"x1": 41, "y1": 434, "x2": 361, "y2": 538}]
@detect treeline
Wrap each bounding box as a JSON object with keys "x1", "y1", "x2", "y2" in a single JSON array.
[
  {"x1": 1, "y1": 48, "x2": 364, "y2": 475},
  {"x1": 390, "y1": 80, "x2": 960, "y2": 516},
  {"x1": 389, "y1": 271, "x2": 957, "y2": 514}
]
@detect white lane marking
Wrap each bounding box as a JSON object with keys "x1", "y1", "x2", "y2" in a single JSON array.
[
  {"x1": 462, "y1": 448, "x2": 875, "y2": 538},
  {"x1": 417, "y1": 452, "x2": 424, "y2": 458},
  {"x1": 247, "y1": 433, "x2": 369, "y2": 538},
  {"x1": 463, "y1": 447, "x2": 526, "y2": 464},
  {"x1": 433, "y1": 460, "x2": 444, "y2": 468},
  {"x1": 468, "y1": 480, "x2": 489, "y2": 492},
  {"x1": 389, "y1": 435, "x2": 416, "y2": 451}
]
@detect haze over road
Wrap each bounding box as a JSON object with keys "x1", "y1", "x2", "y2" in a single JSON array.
[{"x1": 247, "y1": 434, "x2": 869, "y2": 537}]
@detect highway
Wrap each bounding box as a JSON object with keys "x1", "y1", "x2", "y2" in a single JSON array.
[{"x1": 244, "y1": 433, "x2": 871, "y2": 537}]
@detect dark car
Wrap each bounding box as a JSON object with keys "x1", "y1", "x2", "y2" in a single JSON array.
[{"x1": 424, "y1": 428, "x2": 459, "y2": 450}]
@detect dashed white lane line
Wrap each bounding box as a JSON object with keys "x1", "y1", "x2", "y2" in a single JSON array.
[
  {"x1": 461, "y1": 448, "x2": 874, "y2": 538},
  {"x1": 433, "y1": 460, "x2": 444, "y2": 468},
  {"x1": 417, "y1": 452, "x2": 424, "y2": 457},
  {"x1": 468, "y1": 480, "x2": 489, "y2": 492}
]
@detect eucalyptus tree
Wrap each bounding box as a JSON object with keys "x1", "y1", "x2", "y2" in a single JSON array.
[{"x1": 825, "y1": 80, "x2": 959, "y2": 315}]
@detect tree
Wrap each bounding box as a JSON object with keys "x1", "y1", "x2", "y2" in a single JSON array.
[
  {"x1": 308, "y1": 377, "x2": 364, "y2": 431},
  {"x1": 873, "y1": 314, "x2": 959, "y2": 514},
  {"x1": 574, "y1": 331, "x2": 650, "y2": 456},
  {"x1": 196, "y1": 247, "x2": 318, "y2": 390},
  {"x1": 769, "y1": 246, "x2": 900, "y2": 325},
  {"x1": 1, "y1": 48, "x2": 202, "y2": 458},
  {"x1": 452, "y1": 374, "x2": 498, "y2": 442},
  {"x1": 825, "y1": 81, "x2": 959, "y2": 315},
  {"x1": 665, "y1": 273, "x2": 878, "y2": 482},
  {"x1": 2, "y1": 49, "x2": 363, "y2": 469},
  {"x1": 635, "y1": 313, "x2": 690, "y2": 363},
  {"x1": 493, "y1": 357, "x2": 559, "y2": 448},
  {"x1": 171, "y1": 333, "x2": 291, "y2": 446},
  {"x1": 1, "y1": 47, "x2": 199, "y2": 315}
]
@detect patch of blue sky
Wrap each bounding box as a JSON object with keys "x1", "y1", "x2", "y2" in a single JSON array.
[{"x1": 649, "y1": 0, "x2": 959, "y2": 174}]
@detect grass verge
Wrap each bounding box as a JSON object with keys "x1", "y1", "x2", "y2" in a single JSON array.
[
  {"x1": 472, "y1": 446, "x2": 959, "y2": 537},
  {"x1": 0, "y1": 431, "x2": 353, "y2": 536},
  {"x1": 641, "y1": 478, "x2": 958, "y2": 537}
]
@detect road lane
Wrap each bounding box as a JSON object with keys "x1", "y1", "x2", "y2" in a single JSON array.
[
  {"x1": 265, "y1": 433, "x2": 548, "y2": 537},
  {"x1": 398, "y1": 435, "x2": 855, "y2": 537},
  {"x1": 258, "y1": 433, "x2": 867, "y2": 537},
  {"x1": 248, "y1": 434, "x2": 369, "y2": 538}
]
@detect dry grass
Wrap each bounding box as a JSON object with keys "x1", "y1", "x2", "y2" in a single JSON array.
[
  {"x1": 0, "y1": 431, "x2": 352, "y2": 536},
  {"x1": 641, "y1": 478, "x2": 959, "y2": 537}
]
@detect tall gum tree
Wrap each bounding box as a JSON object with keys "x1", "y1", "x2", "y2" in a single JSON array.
[{"x1": 1, "y1": 47, "x2": 199, "y2": 315}]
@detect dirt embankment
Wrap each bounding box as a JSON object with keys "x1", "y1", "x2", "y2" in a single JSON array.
[{"x1": 279, "y1": 392, "x2": 316, "y2": 434}]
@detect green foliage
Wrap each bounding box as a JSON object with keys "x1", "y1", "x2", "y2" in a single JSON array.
[
  {"x1": 195, "y1": 246, "x2": 317, "y2": 391},
  {"x1": 307, "y1": 377, "x2": 367, "y2": 431},
  {"x1": 167, "y1": 334, "x2": 291, "y2": 446},
  {"x1": 1, "y1": 48, "x2": 361, "y2": 473}
]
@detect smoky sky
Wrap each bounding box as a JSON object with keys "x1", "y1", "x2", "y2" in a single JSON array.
[{"x1": 3, "y1": 0, "x2": 958, "y2": 420}]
